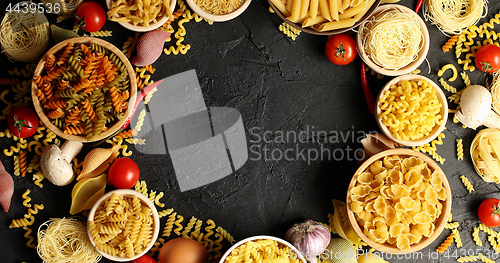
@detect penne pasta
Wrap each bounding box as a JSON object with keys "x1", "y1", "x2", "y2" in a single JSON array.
[
  {"x1": 292, "y1": 0, "x2": 302, "y2": 21},
  {"x1": 310, "y1": 0, "x2": 319, "y2": 18},
  {"x1": 300, "y1": 0, "x2": 310, "y2": 18},
  {"x1": 319, "y1": 0, "x2": 332, "y2": 21},
  {"x1": 330, "y1": 0, "x2": 339, "y2": 21},
  {"x1": 303, "y1": 15, "x2": 328, "y2": 27},
  {"x1": 319, "y1": 17, "x2": 356, "y2": 31},
  {"x1": 270, "y1": 0, "x2": 292, "y2": 17}
]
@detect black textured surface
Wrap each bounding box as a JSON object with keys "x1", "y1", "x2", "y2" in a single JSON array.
[{"x1": 1, "y1": 0, "x2": 500, "y2": 262}]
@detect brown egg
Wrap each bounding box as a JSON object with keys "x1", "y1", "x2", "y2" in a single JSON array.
[{"x1": 158, "y1": 237, "x2": 209, "y2": 263}]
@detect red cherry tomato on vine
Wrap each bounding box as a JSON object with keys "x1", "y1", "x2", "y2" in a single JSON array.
[
  {"x1": 475, "y1": 44, "x2": 500, "y2": 73},
  {"x1": 325, "y1": 34, "x2": 357, "y2": 65},
  {"x1": 8, "y1": 106, "x2": 38, "y2": 138},
  {"x1": 108, "y1": 157, "x2": 140, "y2": 189},
  {"x1": 75, "y1": 1, "x2": 106, "y2": 32},
  {"x1": 478, "y1": 198, "x2": 500, "y2": 228},
  {"x1": 128, "y1": 254, "x2": 157, "y2": 263}
]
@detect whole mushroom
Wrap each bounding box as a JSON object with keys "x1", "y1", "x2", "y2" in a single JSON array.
[
  {"x1": 455, "y1": 85, "x2": 492, "y2": 129},
  {"x1": 40, "y1": 140, "x2": 83, "y2": 186}
]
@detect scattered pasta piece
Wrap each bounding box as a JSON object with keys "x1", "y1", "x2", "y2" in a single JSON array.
[
  {"x1": 457, "y1": 139, "x2": 464, "y2": 160},
  {"x1": 22, "y1": 189, "x2": 31, "y2": 208},
  {"x1": 437, "y1": 64, "x2": 458, "y2": 82},
  {"x1": 279, "y1": 22, "x2": 300, "y2": 41},
  {"x1": 437, "y1": 233, "x2": 453, "y2": 253},
  {"x1": 442, "y1": 35, "x2": 459, "y2": 52},
  {"x1": 163, "y1": 212, "x2": 177, "y2": 237},
  {"x1": 473, "y1": 227, "x2": 482, "y2": 246},
  {"x1": 460, "y1": 175, "x2": 474, "y2": 192},
  {"x1": 452, "y1": 228, "x2": 463, "y2": 248},
  {"x1": 439, "y1": 78, "x2": 457, "y2": 93},
  {"x1": 90, "y1": 30, "x2": 112, "y2": 37}
]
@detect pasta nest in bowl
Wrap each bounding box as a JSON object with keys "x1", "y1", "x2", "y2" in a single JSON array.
[
  {"x1": 31, "y1": 37, "x2": 137, "y2": 143},
  {"x1": 346, "y1": 149, "x2": 452, "y2": 254},
  {"x1": 87, "y1": 189, "x2": 160, "y2": 261},
  {"x1": 185, "y1": 0, "x2": 252, "y2": 22},
  {"x1": 375, "y1": 74, "x2": 448, "y2": 147},
  {"x1": 220, "y1": 235, "x2": 307, "y2": 263},
  {"x1": 267, "y1": 0, "x2": 381, "y2": 35},
  {"x1": 357, "y1": 4, "x2": 430, "y2": 76}
]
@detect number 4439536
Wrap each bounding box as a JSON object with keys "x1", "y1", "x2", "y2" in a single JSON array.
[{"x1": 6, "y1": 2, "x2": 61, "y2": 14}]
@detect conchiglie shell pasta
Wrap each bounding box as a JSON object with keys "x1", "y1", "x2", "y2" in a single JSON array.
[
  {"x1": 77, "y1": 145, "x2": 120, "y2": 180},
  {"x1": 70, "y1": 173, "x2": 107, "y2": 215}
]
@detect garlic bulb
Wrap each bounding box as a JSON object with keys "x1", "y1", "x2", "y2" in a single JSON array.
[{"x1": 285, "y1": 219, "x2": 331, "y2": 263}]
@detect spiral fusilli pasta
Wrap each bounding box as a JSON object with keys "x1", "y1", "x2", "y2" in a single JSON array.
[
  {"x1": 473, "y1": 227, "x2": 483, "y2": 246},
  {"x1": 437, "y1": 233, "x2": 454, "y2": 253}
]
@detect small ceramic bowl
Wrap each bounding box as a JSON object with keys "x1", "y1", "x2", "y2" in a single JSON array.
[
  {"x1": 267, "y1": 0, "x2": 381, "y2": 35},
  {"x1": 375, "y1": 74, "x2": 448, "y2": 147},
  {"x1": 357, "y1": 4, "x2": 430, "y2": 76},
  {"x1": 105, "y1": 0, "x2": 176, "y2": 32},
  {"x1": 346, "y1": 149, "x2": 452, "y2": 254},
  {"x1": 219, "y1": 235, "x2": 307, "y2": 263},
  {"x1": 87, "y1": 189, "x2": 160, "y2": 262},
  {"x1": 31, "y1": 37, "x2": 137, "y2": 143},
  {"x1": 185, "y1": 0, "x2": 252, "y2": 22}
]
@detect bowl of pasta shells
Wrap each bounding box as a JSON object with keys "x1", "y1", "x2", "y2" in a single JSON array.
[
  {"x1": 346, "y1": 148, "x2": 452, "y2": 254},
  {"x1": 31, "y1": 37, "x2": 137, "y2": 143},
  {"x1": 267, "y1": 0, "x2": 381, "y2": 35},
  {"x1": 106, "y1": 0, "x2": 177, "y2": 32},
  {"x1": 87, "y1": 189, "x2": 160, "y2": 261},
  {"x1": 220, "y1": 235, "x2": 307, "y2": 263},
  {"x1": 356, "y1": 4, "x2": 430, "y2": 76},
  {"x1": 375, "y1": 74, "x2": 448, "y2": 147}
]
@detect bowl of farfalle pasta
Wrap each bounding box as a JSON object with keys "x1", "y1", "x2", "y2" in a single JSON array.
[
  {"x1": 346, "y1": 149, "x2": 452, "y2": 254},
  {"x1": 375, "y1": 74, "x2": 448, "y2": 147},
  {"x1": 31, "y1": 37, "x2": 137, "y2": 143},
  {"x1": 87, "y1": 189, "x2": 160, "y2": 261}
]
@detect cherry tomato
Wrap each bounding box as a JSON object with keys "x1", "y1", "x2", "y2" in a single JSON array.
[
  {"x1": 478, "y1": 198, "x2": 500, "y2": 228},
  {"x1": 75, "y1": 1, "x2": 106, "y2": 32},
  {"x1": 475, "y1": 44, "x2": 500, "y2": 73},
  {"x1": 108, "y1": 157, "x2": 140, "y2": 189},
  {"x1": 129, "y1": 254, "x2": 157, "y2": 263},
  {"x1": 325, "y1": 34, "x2": 357, "y2": 65},
  {"x1": 8, "y1": 106, "x2": 38, "y2": 138}
]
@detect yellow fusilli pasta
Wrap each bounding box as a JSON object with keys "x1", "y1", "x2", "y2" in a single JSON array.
[
  {"x1": 473, "y1": 227, "x2": 482, "y2": 246},
  {"x1": 457, "y1": 139, "x2": 464, "y2": 160},
  {"x1": 460, "y1": 175, "x2": 474, "y2": 192}
]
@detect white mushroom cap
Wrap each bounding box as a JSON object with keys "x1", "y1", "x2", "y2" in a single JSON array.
[
  {"x1": 455, "y1": 85, "x2": 492, "y2": 129},
  {"x1": 40, "y1": 145, "x2": 74, "y2": 186}
]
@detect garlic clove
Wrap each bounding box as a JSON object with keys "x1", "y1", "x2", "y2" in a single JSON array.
[
  {"x1": 361, "y1": 133, "x2": 395, "y2": 157},
  {"x1": 455, "y1": 85, "x2": 492, "y2": 129},
  {"x1": 285, "y1": 219, "x2": 331, "y2": 263}
]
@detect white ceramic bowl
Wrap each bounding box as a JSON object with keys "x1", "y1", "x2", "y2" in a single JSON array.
[
  {"x1": 105, "y1": 0, "x2": 176, "y2": 32},
  {"x1": 87, "y1": 189, "x2": 160, "y2": 262},
  {"x1": 219, "y1": 235, "x2": 307, "y2": 263},
  {"x1": 185, "y1": 0, "x2": 252, "y2": 22},
  {"x1": 375, "y1": 74, "x2": 448, "y2": 147},
  {"x1": 357, "y1": 4, "x2": 430, "y2": 76}
]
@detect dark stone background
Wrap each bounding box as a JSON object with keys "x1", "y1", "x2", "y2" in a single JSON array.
[{"x1": 1, "y1": 0, "x2": 500, "y2": 262}]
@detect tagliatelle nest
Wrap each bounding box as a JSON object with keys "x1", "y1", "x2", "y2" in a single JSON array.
[{"x1": 471, "y1": 128, "x2": 500, "y2": 183}]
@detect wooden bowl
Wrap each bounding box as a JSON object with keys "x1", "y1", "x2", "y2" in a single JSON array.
[
  {"x1": 346, "y1": 149, "x2": 452, "y2": 254},
  {"x1": 219, "y1": 235, "x2": 307, "y2": 263},
  {"x1": 105, "y1": 0, "x2": 176, "y2": 32},
  {"x1": 87, "y1": 189, "x2": 160, "y2": 262},
  {"x1": 375, "y1": 74, "x2": 448, "y2": 147},
  {"x1": 267, "y1": 0, "x2": 381, "y2": 35},
  {"x1": 31, "y1": 37, "x2": 137, "y2": 143},
  {"x1": 356, "y1": 4, "x2": 430, "y2": 76},
  {"x1": 185, "y1": 0, "x2": 252, "y2": 22}
]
